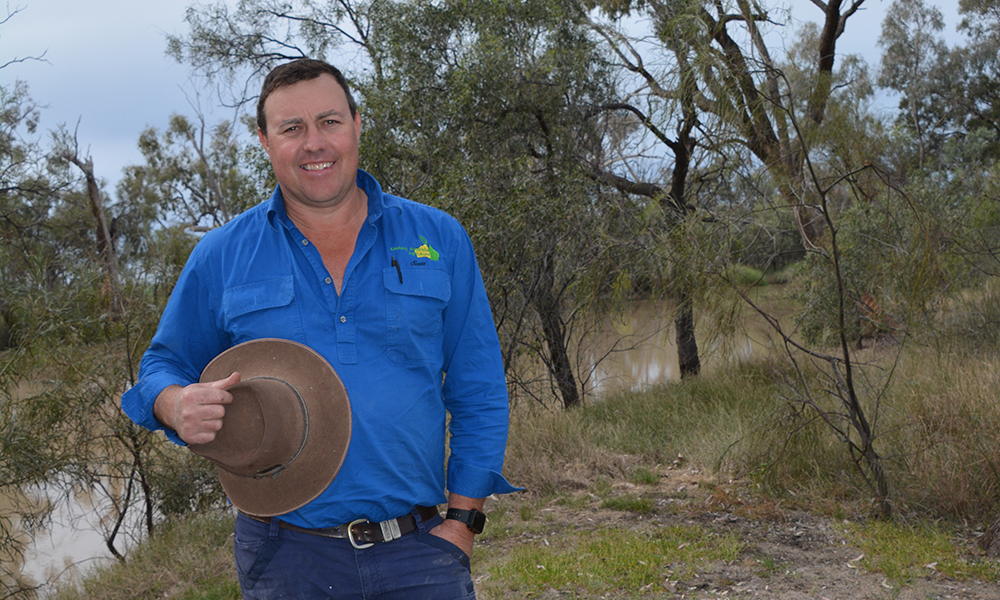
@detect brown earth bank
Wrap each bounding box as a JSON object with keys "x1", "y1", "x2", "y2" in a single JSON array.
[{"x1": 476, "y1": 467, "x2": 1000, "y2": 600}]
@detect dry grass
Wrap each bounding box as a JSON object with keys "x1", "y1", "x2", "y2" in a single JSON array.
[{"x1": 507, "y1": 342, "x2": 1000, "y2": 526}]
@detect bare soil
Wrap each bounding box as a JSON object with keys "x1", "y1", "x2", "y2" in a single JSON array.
[{"x1": 479, "y1": 466, "x2": 1000, "y2": 599}]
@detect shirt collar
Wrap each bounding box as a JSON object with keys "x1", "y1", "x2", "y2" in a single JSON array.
[{"x1": 265, "y1": 169, "x2": 398, "y2": 231}]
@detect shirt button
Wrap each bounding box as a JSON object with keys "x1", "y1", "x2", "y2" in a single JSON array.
[
  {"x1": 302, "y1": 239, "x2": 309, "y2": 246},
  {"x1": 325, "y1": 277, "x2": 332, "y2": 284},
  {"x1": 340, "y1": 316, "x2": 347, "y2": 323}
]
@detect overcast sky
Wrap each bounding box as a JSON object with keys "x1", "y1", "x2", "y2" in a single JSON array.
[
  {"x1": 4, "y1": 0, "x2": 963, "y2": 194},
  {"x1": 5, "y1": 0, "x2": 206, "y2": 188}
]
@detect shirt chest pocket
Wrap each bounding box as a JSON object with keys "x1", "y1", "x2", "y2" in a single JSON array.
[
  {"x1": 384, "y1": 269, "x2": 451, "y2": 364},
  {"x1": 222, "y1": 276, "x2": 305, "y2": 344}
]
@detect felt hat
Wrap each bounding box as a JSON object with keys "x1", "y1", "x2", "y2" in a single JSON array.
[{"x1": 188, "y1": 338, "x2": 351, "y2": 517}]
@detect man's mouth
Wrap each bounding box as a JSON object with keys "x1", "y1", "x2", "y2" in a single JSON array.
[{"x1": 301, "y1": 162, "x2": 334, "y2": 172}]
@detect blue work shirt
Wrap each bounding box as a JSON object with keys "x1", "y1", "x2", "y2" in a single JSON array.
[{"x1": 122, "y1": 170, "x2": 520, "y2": 528}]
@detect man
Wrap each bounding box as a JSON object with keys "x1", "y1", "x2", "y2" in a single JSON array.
[{"x1": 122, "y1": 58, "x2": 519, "y2": 599}]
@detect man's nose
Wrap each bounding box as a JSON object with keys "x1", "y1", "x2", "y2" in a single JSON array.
[{"x1": 302, "y1": 127, "x2": 327, "y2": 152}]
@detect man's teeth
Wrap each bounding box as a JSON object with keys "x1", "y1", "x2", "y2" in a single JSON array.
[{"x1": 302, "y1": 162, "x2": 334, "y2": 171}]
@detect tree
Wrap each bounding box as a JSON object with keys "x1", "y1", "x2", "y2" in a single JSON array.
[
  {"x1": 877, "y1": 0, "x2": 948, "y2": 171},
  {"x1": 588, "y1": 0, "x2": 875, "y2": 252},
  {"x1": 122, "y1": 113, "x2": 262, "y2": 232}
]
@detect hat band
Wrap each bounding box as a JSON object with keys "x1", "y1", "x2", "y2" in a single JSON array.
[{"x1": 216, "y1": 376, "x2": 310, "y2": 481}]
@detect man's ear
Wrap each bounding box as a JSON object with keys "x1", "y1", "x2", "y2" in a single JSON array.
[{"x1": 258, "y1": 128, "x2": 270, "y2": 154}]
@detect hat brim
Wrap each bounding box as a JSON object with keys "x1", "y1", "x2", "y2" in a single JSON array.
[{"x1": 198, "y1": 338, "x2": 351, "y2": 517}]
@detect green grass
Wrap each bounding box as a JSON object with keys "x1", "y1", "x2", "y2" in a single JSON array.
[
  {"x1": 629, "y1": 466, "x2": 660, "y2": 485},
  {"x1": 177, "y1": 581, "x2": 241, "y2": 600},
  {"x1": 487, "y1": 525, "x2": 743, "y2": 596},
  {"x1": 600, "y1": 495, "x2": 654, "y2": 514},
  {"x1": 846, "y1": 520, "x2": 1000, "y2": 586}
]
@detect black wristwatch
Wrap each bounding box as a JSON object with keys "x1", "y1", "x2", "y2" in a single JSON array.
[{"x1": 445, "y1": 508, "x2": 487, "y2": 534}]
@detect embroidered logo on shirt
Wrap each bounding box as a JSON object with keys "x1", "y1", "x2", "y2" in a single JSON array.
[{"x1": 391, "y1": 236, "x2": 440, "y2": 262}]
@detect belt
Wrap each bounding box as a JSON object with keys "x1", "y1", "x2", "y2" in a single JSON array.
[{"x1": 246, "y1": 506, "x2": 439, "y2": 549}]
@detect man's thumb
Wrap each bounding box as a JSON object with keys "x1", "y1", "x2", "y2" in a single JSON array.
[{"x1": 210, "y1": 371, "x2": 241, "y2": 389}]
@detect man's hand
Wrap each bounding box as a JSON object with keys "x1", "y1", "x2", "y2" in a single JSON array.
[
  {"x1": 430, "y1": 514, "x2": 476, "y2": 557},
  {"x1": 153, "y1": 372, "x2": 241, "y2": 445},
  {"x1": 430, "y1": 493, "x2": 483, "y2": 558}
]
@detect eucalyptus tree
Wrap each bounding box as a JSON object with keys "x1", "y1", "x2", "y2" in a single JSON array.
[
  {"x1": 365, "y1": 0, "x2": 655, "y2": 407},
  {"x1": 585, "y1": 0, "x2": 873, "y2": 252},
  {"x1": 581, "y1": 0, "x2": 906, "y2": 514},
  {"x1": 877, "y1": 0, "x2": 1000, "y2": 172},
  {"x1": 877, "y1": 0, "x2": 949, "y2": 171},
  {"x1": 954, "y1": 0, "x2": 1000, "y2": 157}
]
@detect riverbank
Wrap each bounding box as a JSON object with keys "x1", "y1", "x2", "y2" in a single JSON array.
[
  {"x1": 48, "y1": 341, "x2": 1000, "y2": 598},
  {"x1": 49, "y1": 460, "x2": 1000, "y2": 599}
]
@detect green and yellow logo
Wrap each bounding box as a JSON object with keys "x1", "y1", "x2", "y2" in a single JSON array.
[{"x1": 391, "y1": 236, "x2": 440, "y2": 261}]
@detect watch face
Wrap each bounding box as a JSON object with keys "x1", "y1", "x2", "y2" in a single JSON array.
[{"x1": 469, "y1": 509, "x2": 486, "y2": 533}]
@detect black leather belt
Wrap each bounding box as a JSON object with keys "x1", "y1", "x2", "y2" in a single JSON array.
[{"x1": 246, "y1": 506, "x2": 439, "y2": 549}]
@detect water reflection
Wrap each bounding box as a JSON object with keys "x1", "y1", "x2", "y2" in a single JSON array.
[
  {"x1": 582, "y1": 305, "x2": 678, "y2": 398},
  {"x1": 576, "y1": 299, "x2": 786, "y2": 401},
  {"x1": 4, "y1": 481, "x2": 125, "y2": 598}
]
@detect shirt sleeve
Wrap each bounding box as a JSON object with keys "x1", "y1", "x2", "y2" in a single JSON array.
[
  {"x1": 120, "y1": 243, "x2": 228, "y2": 446},
  {"x1": 440, "y1": 226, "x2": 523, "y2": 498}
]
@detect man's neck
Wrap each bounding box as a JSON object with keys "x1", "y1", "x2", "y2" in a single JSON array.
[
  {"x1": 284, "y1": 186, "x2": 369, "y2": 240},
  {"x1": 285, "y1": 187, "x2": 369, "y2": 295}
]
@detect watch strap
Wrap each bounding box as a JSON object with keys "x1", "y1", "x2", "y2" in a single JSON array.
[{"x1": 445, "y1": 507, "x2": 486, "y2": 534}]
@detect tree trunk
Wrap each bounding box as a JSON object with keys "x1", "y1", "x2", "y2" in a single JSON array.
[
  {"x1": 65, "y1": 152, "x2": 121, "y2": 310},
  {"x1": 674, "y1": 292, "x2": 701, "y2": 379},
  {"x1": 533, "y1": 260, "x2": 580, "y2": 408},
  {"x1": 66, "y1": 154, "x2": 117, "y2": 275}
]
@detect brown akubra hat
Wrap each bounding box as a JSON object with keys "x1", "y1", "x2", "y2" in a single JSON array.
[{"x1": 188, "y1": 338, "x2": 351, "y2": 517}]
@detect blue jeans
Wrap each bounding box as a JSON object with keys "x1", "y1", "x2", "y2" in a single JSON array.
[{"x1": 233, "y1": 509, "x2": 476, "y2": 599}]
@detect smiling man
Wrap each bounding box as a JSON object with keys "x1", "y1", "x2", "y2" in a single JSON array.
[{"x1": 122, "y1": 58, "x2": 520, "y2": 599}]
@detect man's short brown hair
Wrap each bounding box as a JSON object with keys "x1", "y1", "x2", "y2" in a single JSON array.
[{"x1": 256, "y1": 58, "x2": 358, "y2": 134}]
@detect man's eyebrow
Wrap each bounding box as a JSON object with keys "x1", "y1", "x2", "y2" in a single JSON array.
[
  {"x1": 316, "y1": 109, "x2": 346, "y2": 121},
  {"x1": 276, "y1": 110, "x2": 345, "y2": 130},
  {"x1": 277, "y1": 117, "x2": 305, "y2": 129}
]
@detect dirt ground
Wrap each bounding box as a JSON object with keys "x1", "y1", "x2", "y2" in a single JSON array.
[{"x1": 480, "y1": 466, "x2": 1000, "y2": 600}]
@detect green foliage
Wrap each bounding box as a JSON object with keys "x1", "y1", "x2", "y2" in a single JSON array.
[
  {"x1": 120, "y1": 113, "x2": 264, "y2": 233},
  {"x1": 0, "y1": 71, "x2": 250, "y2": 594},
  {"x1": 147, "y1": 449, "x2": 227, "y2": 520}
]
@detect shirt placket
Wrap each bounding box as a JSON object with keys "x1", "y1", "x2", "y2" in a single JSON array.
[{"x1": 334, "y1": 220, "x2": 379, "y2": 366}]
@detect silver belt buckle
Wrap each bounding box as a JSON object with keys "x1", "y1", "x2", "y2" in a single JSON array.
[{"x1": 348, "y1": 519, "x2": 374, "y2": 549}]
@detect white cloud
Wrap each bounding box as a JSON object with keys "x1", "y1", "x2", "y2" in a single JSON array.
[{"x1": 4, "y1": 0, "x2": 218, "y2": 189}]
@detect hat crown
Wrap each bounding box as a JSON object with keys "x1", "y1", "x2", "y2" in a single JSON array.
[{"x1": 190, "y1": 376, "x2": 308, "y2": 478}]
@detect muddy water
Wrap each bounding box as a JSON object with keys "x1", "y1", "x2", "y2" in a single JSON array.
[
  {"x1": 554, "y1": 299, "x2": 786, "y2": 402},
  {"x1": 4, "y1": 482, "x2": 123, "y2": 598}
]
